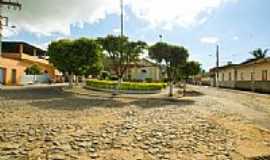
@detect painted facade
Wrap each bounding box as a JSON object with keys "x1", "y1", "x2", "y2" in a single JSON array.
[
  {"x1": 0, "y1": 42, "x2": 57, "y2": 85},
  {"x1": 210, "y1": 58, "x2": 270, "y2": 92}
]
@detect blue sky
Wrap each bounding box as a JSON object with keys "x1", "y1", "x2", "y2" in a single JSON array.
[{"x1": 3, "y1": 0, "x2": 270, "y2": 70}]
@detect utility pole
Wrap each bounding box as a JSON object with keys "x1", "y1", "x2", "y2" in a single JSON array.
[
  {"x1": 215, "y1": 44, "x2": 220, "y2": 87},
  {"x1": 120, "y1": 0, "x2": 124, "y2": 38},
  {"x1": 0, "y1": 0, "x2": 22, "y2": 56}
]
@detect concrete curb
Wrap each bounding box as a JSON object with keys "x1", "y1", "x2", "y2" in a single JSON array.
[{"x1": 84, "y1": 86, "x2": 162, "y2": 94}]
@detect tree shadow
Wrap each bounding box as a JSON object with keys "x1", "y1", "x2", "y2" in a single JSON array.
[
  {"x1": 29, "y1": 97, "x2": 127, "y2": 111},
  {"x1": 184, "y1": 90, "x2": 205, "y2": 97},
  {"x1": 130, "y1": 98, "x2": 195, "y2": 109},
  {"x1": 0, "y1": 87, "x2": 72, "y2": 100}
]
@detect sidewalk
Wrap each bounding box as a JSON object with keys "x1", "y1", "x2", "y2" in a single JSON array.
[{"x1": 0, "y1": 83, "x2": 69, "y2": 90}]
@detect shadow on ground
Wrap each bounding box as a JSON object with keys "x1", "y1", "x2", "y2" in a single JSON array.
[
  {"x1": 0, "y1": 87, "x2": 72, "y2": 100},
  {"x1": 184, "y1": 90, "x2": 205, "y2": 97},
  {"x1": 30, "y1": 97, "x2": 127, "y2": 110},
  {"x1": 130, "y1": 98, "x2": 195, "y2": 109}
]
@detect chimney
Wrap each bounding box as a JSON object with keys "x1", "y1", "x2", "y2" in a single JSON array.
[
  {"x1": 33, "y1": 49, "x2": 37, "y2": 56},
  {"x1": 227, "y1": 61, "x2": 233, "y2": 65}
]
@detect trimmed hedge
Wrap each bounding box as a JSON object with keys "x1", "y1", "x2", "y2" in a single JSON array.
[{"x1": 86, "y1": 80, "x2": 167, "y2": 91}]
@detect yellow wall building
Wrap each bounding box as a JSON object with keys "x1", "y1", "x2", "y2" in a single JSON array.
[
  {"x1": 211, "y1": 58, "x2": 270, "y2": 92},
  {"x1": 0, "y1": 42, "x2": 58, "y2": 85}
]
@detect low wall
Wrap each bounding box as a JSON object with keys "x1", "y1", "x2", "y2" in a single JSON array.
[
  {"x1": 20, "y1": 75, "x2": 50, "y2": 85},
  {"x1": 235, "y1": 81, "x2": 252, "y2": 91},
  {"x1": 254, "y1": 81, "x2": 270, "y2": 93},
  {"x1": 217, "y1": 81, "x2": 270, "y2": 93},
  {"x1": 218, "y1": 81, "x2": 236, "y2": 88}
]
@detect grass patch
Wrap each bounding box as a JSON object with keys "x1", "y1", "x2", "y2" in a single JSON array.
[{"x1": 86, "y1": 80, "x2": 167, "y2": 91}]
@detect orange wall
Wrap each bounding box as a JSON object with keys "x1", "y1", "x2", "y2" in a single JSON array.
[{"x1": 0, "y1": 56, "x2": 55, "y2": 85}]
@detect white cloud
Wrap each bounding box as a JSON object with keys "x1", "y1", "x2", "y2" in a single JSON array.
[
  {"x1": 233, "y1": 36, "x2": 239, "y2": 40},
  {"x1": 5, "y1": 0, "x2": 119, "y2": 36},
  {"x1": 200, "y1": 36, "x2": 220, "y2": 44},
  {"x1": 127, "y1": 0, "x2": 237, "y2": 30},
  {"x1": 3, "y1": 0, "x2": 237, "y2": 36}
]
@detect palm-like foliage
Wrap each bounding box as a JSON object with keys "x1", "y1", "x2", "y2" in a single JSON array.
[{"x1": 250, "y1": 48, "x2": 268, "y2": 59}]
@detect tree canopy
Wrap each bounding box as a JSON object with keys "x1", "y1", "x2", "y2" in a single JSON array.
[
  {"x1": 250, "y1": 48, "x2": 268, "y2": 59},
  {"x1": 181, "y1": 61, "x2": 202, "y2": 80},
  {"x1": 48, "y1": 38, "x2": 103, "y2": 85},
  {"x1": 97, "y1": 35, "x2": 147, "y2": 79},
  {"x1": 25, "y1": 64, "x2": 42, "y2": 75},
  {"x1": 149, "y1": 42, "x2": 189, "y2": 96}
]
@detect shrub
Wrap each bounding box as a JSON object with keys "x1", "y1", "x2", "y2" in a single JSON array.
[
  {"x1": 100, "y1": 71, "x2": 110, "y2": 80},
  {"x1": 110, "y1": 76, "x2": 118, "y2": 81},
  {"x1": 86, "y1": 80, "x2": 167, "y2": 91},
  {"x1": 145, "y1": 78, "x2": 153, "y2": 83}
]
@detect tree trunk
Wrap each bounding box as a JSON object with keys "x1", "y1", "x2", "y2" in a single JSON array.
[
  {"x1": 113, "y1": 77, "x2": 122, "y2": 95},
  {"x1": 183, "y1": 80, "x2": 187, "y2": 97},
  {"x1": 169, "y1": 81, "x2": 174, "y2": 97},
  {"x1": 68, "y1": 73, "x2": 74, "y2": 88},
  {"x1": 75, "y1": 76, "x2": 79, "y2": 86}
]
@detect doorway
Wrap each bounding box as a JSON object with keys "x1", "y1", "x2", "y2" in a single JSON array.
[{"x1": 11, "y1": 69, "x2": 17, "y2": 84}]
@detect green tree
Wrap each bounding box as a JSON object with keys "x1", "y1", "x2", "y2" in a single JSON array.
[
  {"x1": 97, "y1": 35, "x2": 147, "y2": 80},
  {"x1": 250, "y1": 48, "x2": 268, "y2": 59},
  {"x1": 181, "y1": 61, "x2": 202, "y2": 79},
  {"x1": 25, "y1": 64, "x2": 42, "y2": 75},
  {"x1": 149, "y1": 42, "x2": 189, "y2": 97},
  {"x1": 179, "y1": 61, "x2": 202, "y2": 95},
  {"x1": 48, "y1": 38, "x2": 103, "y2": 86},
  {"x1": 72, "y1": 38, "x2": 103, "y2": 80}
]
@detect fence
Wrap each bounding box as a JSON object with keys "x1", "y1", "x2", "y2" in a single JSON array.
[{"x1": 20, "y1": 75, "x2": 50, "y2": 85}]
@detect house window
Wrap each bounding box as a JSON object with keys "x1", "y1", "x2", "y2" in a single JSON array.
[
  {"x1": 141, "y1": 69, "x2": 147, "y2": 73},
  {"x1": 251, "y1": 72, "x2": 255, "y2": 81},
  {"x1": 222, "y1": 73, "x2": 225, "y2": 81},
  {"x1": 241, "y1": 72, "x2": 244, "y2": 81},
  {"x1": 228, "y1": 72, "x2": 232, "y2": 81},
  {"x1": 262, "y1": 70, "x2": 268, "y2": 81}
]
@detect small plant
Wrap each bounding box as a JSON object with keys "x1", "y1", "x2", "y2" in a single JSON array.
[{"x1": 145, "y1": 78, "x2": 153, "y2": 83}]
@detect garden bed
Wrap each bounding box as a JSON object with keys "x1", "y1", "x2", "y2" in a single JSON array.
[{"x1": 85, "y1": 80, "x2": 166, "y2": 94}]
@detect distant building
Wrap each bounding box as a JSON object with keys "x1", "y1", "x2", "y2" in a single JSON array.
[
  {"x1": 124, "y1": 58, "x2": 162, "y2": 81},
  {"x1": 210, "y1": 57, "x2": 270, "y2": 93},
  {"x1": 0, "y1": 41, "x2": 61, "y2": 85}
]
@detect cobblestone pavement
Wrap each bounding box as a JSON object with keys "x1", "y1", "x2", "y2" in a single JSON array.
[{"x1": 0, "y1": 86, "x2": 270, "y2": 160}]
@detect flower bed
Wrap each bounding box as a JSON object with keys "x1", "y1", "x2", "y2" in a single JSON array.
[{"x1": 86, "y1": 80, "x2": 166, "y2": 92}]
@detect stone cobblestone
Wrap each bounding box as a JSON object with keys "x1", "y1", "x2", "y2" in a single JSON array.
[{"x1": 0, "y1": 87, "x2": 270, "y2": 159}]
